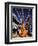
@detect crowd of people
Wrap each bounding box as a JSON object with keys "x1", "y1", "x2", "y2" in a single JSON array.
[{"x1": 11, "y1": 8, "x2": 32, "y2": 38}]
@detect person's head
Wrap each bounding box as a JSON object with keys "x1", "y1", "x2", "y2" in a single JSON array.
[
  {"x1": 22, "y1": 21, "x2": 24, "y2": 25},
  {"x1": 22, "y1": 21, "x2": 24, "y2": 23},
  {"x1": 28, "y1": 15, "x2": 30, "y2": 18}
]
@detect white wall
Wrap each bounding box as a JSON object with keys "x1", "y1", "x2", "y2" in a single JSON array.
[{"x1": 0, "y1": 0, "x2": 38, "y2": 46}]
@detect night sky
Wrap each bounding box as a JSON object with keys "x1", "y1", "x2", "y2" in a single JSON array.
[{"x1": 11, "y1": 7, "x2": 32, "y2": 32}]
